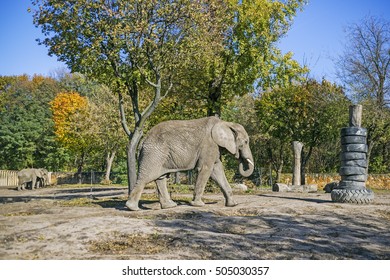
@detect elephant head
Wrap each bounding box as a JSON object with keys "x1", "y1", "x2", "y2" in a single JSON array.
[{"x1": 211, "y1": 121, "x2": 254, "y2": 177}]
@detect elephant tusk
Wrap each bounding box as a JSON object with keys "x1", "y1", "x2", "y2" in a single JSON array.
[{"x1": 247, "y1": 159, "x2": 254, "y2": 166}]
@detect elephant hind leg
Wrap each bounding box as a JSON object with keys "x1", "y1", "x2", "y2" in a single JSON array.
[
  {"x1": 210, "y1": 161, "x2": 237, "y2": 207},
  {"x1": 126, "y1": 182, "x2": 145, "y2": 211},
  {"x1": 156, "y1": 177, "x2": 177, "y2": 209}
]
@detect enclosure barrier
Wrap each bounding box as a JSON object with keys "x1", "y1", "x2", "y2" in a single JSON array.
[{"x1": 0, "y1": 170, "x2": 18, "y2": 187}]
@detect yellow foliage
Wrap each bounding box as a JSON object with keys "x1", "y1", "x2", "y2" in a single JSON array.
[{"x1": 50, "y1": 92, "x2": 89, "y2": 148}]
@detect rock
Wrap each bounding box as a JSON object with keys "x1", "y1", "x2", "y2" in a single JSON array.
[
  {"x1": 324, "y1": 181, "x2": 339, "y2": 193},
  {"x1": 233, "y1": 183, "x2": 248, "y2": 192},
  {"x1": 272, "y1": 183, "x2": 290, "y2": 192},
  {"x1": 273, "y1": 183, "x2": 317, "y2": 193},
  {"x1": 295, "y1": 184, "x2": 318, "y2": 193}
]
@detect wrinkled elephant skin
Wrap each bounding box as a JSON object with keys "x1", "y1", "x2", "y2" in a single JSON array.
[{"x1": 126, "y1": 117, "x2": 254, "y2": 211}]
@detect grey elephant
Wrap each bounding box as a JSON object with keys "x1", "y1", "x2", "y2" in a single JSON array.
[
  {"x1": 36, "y1": 168, "x2": 49, "y2": 188},
  {"x1": 126, "y1": 116, "x2": 254, "y2": 211},
  {"x1": 17, "y1": 168, "x2": 49, "y2": 190}
]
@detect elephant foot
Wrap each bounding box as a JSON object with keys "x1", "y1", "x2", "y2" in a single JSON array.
[
  {"x1": 225, "y1": 200, "x2": 238, "y2": 207},
  {"x1": 190, "y1": 200, "x2": 205, "y2": 207},
  {"x1": 125, "y1": 200, "x2": 140, "y2": 211},
  {"x1": 160, "y1": 200, "x2": 177, "y2": 209}
]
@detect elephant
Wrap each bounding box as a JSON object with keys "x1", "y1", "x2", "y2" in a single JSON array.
[
  {"x1": 17, "y1": 168, "x2": 49, "y2": 190},
  {"x1": 35, "y1": 168, "x2": 49, "y2": 188},
  {"x1": 126, "y1": 116, "x2": 254, "y2": 211}
]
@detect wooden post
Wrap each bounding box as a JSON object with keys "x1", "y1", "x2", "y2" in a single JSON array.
[
  {"x1": 292, "y1": 141, "x2": 303, "y2": 186},
  {"x1": 349, "y1": 105, "x2": 362, "y2": 127}
]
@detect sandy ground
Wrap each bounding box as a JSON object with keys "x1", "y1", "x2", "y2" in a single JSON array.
[{"x1": 0, "y1": 185, "x2": 389, "y2": 260}]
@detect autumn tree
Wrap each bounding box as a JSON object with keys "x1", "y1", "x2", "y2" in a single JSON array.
[
  {"x1": 58, "y1": 72, "x2": 127, "y2": 183},
  {"x1": 32, "y1": 0, "x2": 217, "y2": 193},
  {"x1": 0, "y1": 75, "x2": 65, "y2": 170},
  {"x1": 337, "y1": 15, "x2": 390, "y2": 172},
  {"x1": 178, "y1": 0, "x2": 308, "y2": 116},
  {"x1": 255, "y1": 79, "x2": 350, "y2": 182},
  {"x1": 50, "y1": 92, "x2": 90, "y2": 180}
]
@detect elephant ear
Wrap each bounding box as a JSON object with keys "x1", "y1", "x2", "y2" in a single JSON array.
[{"x1": 211, "y1": 122, "x2": 237, "y2": 155}]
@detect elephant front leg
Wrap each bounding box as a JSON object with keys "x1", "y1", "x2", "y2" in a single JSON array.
[
  {"x1": 211, "y1": 161, "x2": 237, "y2": 207},
  {"x1": 156, "y1": 177, "x2": 177, "y2": 209},
  {"x1": 190, "y1": 165, "x2": 213, "y2": 207}
]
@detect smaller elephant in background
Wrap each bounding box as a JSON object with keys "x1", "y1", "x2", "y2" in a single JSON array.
[{"x1": 17, "y1": 168, "x2": 49, "y2": 191}]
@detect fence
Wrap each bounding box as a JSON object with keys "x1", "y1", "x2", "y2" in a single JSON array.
[
  {"x1": 1, "y1": 169, "x2": 389, "y2": 190},
  {"x1": 0, "y1": 170, "x2": 18, "y2": 187}
]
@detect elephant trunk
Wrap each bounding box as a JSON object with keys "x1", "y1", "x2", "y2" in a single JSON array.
[{"x1": 238, "y1": 150, "x2": 254, "y2": 177}]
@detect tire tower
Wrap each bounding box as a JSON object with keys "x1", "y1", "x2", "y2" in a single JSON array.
[{"x1": 331, "y1": 105, "x2": 374, "y2": 203}]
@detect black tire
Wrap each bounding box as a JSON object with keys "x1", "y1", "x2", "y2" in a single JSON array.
[
  {"x1": 340, "y1": 152, "x2": 366, "y2": 161},
  {"x1": 341, "y1": 174, "x2": 367, "y2": 182},
  {"x1": 340, "y1": 127, "x2": 367, "y2": 137},
  {"x1": 341, "y1": 159, "x2": 367, "y2": 168},
  {"x1": 331, "y1": 189, "x2": 374, "y2": 204},
  {"x1": 338, "y1": 180, "x2": 366, "y2": 189},
  {"x1": 341, "y1": 135, "x2": 366, "y2": 145},
  {"x1": 339, "y1": 166, "x2": 366, "y2": 176},
  {"x1": 341, "y1": 144, "x2": 368, "y2": 153}
]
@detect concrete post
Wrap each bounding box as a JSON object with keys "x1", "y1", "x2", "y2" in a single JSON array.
[{"x1": 292, "y1": 141, "x2": 303, "y2": 186}]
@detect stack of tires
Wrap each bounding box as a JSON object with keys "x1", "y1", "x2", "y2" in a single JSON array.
[{"x1": 331, "y1": 127, "x2": 374, "y2": 203}]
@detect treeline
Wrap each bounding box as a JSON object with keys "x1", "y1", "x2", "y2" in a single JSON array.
[
  {"x1": 1, "y1": 73, "x2": 389, "y2": 184},
  {"x1": 2, "y1": 4, "x2": 389, "y2": 184},
  {"x1": 0, "y1": 73, "x2": 127, "y2": 183}
]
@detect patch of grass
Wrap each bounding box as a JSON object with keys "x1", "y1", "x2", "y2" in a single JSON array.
[
  {"x1": 57, "y1": 196, "x2": 127, "y2": 208},
  {"x1": 170, "y1": 184, "x2": 194, "y2": 194},
  {"x1": 377, "y1": 210, "x2": 390, "y2": 221},
  {"x1": 88, "y1": 231, "x2": 170, "y2": 255},
  {"x1": 57, "y1": 197, "x2": 97, "y2": 207},
  {"x1": 215, "y1": 208, "x2": 261, "y2": 217},
  {"x1": 3, "y1": 211, "x2": 37, "y2": 217},
  {"x1": 370, "y1": 188, "x2": 390, "y2": 194}
]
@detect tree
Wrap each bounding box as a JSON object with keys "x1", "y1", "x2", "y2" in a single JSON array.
[
  {"x1": 337, "y1": 16, "x2": 390, "y2": 107},
  {"x1": 182, "y1": 0, "x2": 308, "y2": 116},
  {"x1": 58, "y1": 72, "x2": 127, "y2": 182},
  {"x1": 255, "y1": 79, "x2": 349, "y2": 182},
  {"x1": 0, "y1": 75, "x2": 65, "y2": 170},
  {"x1": 50, "y1": 92, "x2": 90, "y2": 180},
  {"x1": 337, "y1": 15, "x2": 390, "y2": 172},
  {"x1": 32, "y1": 0, "x2": 214, "y2": 192}
]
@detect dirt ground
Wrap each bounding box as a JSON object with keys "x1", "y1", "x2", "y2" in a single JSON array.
[{"x1": 0, "y1": 185, "x2": 389, "y2": 260}]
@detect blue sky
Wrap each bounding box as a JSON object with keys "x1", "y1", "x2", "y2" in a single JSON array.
[{"x1": 1, "y1": 0, "x2": 389, "y2": 83}]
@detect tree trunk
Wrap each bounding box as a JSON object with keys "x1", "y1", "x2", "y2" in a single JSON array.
[
  {"x1": 174, "y1": 172, "x2": 181, "y2": 184},
  {"x1": 276, "y1": 159, "x2": 284, "y2": 183},
  {"x1": 126, "y1": 128, "x2": 143, "y2": 195},
  {"x1": 77, "y1": 151, "x2": 85, "y2": 185},
  {"x1": 207, "y1": 80, "x2": 222, "y2": 117},
  {"x1": 104, "y1": 150, "x2": 116, "y2": 183}
]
